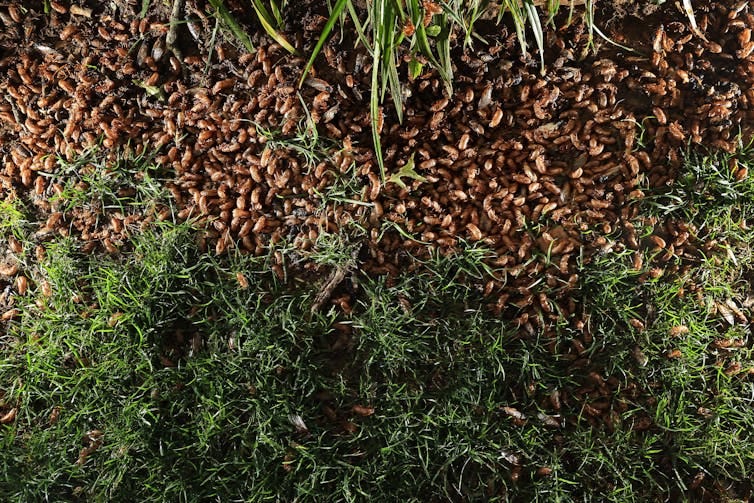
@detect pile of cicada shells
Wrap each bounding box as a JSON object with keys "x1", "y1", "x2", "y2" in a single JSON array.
[{"x1": 0, "y1": 1, "x2": 753, "y2": 326}]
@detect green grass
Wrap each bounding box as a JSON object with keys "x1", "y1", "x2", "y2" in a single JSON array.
[
  {"x1": 0, "y1": 197, "x2": 31, "y2": 241},
  {"x1": 575, "y1": 139, "x2": 754, "y2": 500},
  {"x1": 207, "y1": 0, "x2": 255, "y2": 53},
  {"x1": 49, "y1": 146, "x2": 168, "y2": 216},
  {"x1": 0, "y1": 223, "x2": 577, "y2": 501},
  {"x1": 2, "y1": 139, "x2": 753, "y2": 501},
  {"x1": 255, "y1": 106, "x2": 333, "y2": 171}
]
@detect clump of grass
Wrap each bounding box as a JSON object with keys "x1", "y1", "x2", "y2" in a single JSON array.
[
  {"x1": 250, "y1": 0, "x2": 299, "y2": 55},
  {"x1": 0, "y1": 197, "x2": 31, "y2": 242},
  {"x1": 254, "y1": 105, "x2": 333, "y2": 170},
  {"x1": 207, "y1": 0, "x2": 255, "y2": 53},
  {"x1": 49, "y1": 146, "x2": 168, "y2": 216},
  {"x1": 642, "y1": 138, "x2": 754, "y2": 243},
  {"x1": 300, "y1": 0, "x2": 457, "y2": 182}
]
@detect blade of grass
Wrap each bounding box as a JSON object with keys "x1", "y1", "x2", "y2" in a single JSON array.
[
  {"x1": 347, "y1": 0, "x2": 374, "y2": 54},
  {"x1": 251, "y1": 0, "x2": 300, "y2": 56},
  {"x1": 523, "y1": 0, "x2": 545, "y2": 75},
  {"x1": 545, "y1": 0, "x2": 560, "y2": 26},
  {"x1": 439, "y1": 0, "x2": 485, "y2": 49},
  {"x1": 383, "y1": 21, "x2": 404, "y2": 123},
  {"x1": 379, "y1": 220, "x2": 431, "y2": 245},
  {"x1": 681, "y1": 0, "x2": 707, "y2": 41},
  {"x1": 592, "y1": 24, "x2": 637, "y2": 53},
  {"x1": 501, "y1": 0, "x2": 528, "y2": 56},
  {"x1": 584, "y1": 0, "x2": 594, "y2": 50},
  {"x1": 414, "y1": 17, "x2": 443, "y2": 76},
  {"x1": 566, "y1": 0, "x2": 576, "y2": 26},
  {"x1": 298, "y1": 0, "x2": 349, "y2": 88},
  {"x1": 436, "y1": 13, "x2": 454, "y2": 95},
  {"x1": 409, "y1": 0, "x2": 451, "y2": 92},
  {"x1": 377, "y1": 0, "x2": 398, "y2": 105},
  {"x1": 269, "y1": 0, "x2": 284, "y2": 28},
  {"x1": 207, "y1": 0, "x2": 255, "y2": 53},
  {"x1": 371, "y1": 0, "x2": 385, "y2": 183},
  {"x1": 204, "y1": 17, "x2": 221, "y2": 78},
  {"x1": 249, "y1": 0, "x2": 273, "y2": 26},
  {"x1": 407, "y1": 0, "x2": 421, "y2": 30}
]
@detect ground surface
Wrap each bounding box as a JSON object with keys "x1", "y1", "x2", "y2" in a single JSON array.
[{"x1": 1, "y1": 1, "x2": 754, "y2": 501}]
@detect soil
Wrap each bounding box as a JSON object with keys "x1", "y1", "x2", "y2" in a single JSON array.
[{"x1": 1, "y1": 1, "x2": 753, "y2": 499}]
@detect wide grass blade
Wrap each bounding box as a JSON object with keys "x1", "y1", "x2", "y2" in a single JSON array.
[
  {"x1": 347, "y1": 0, "x2": 374, "y2": 54},
  {"x1": 410, "y1": 0, "x2": 451, "y2": 92},
  {"x1": 298, "y1": 0, "x2": 349, "y2": 88},
  {"x1": 681, "y1": 0, "x2": 706, "y2": 41},
  {"x1": 436, "y1": 13, "x2": 453, "y2": 94},
  {"x1": 380, "y1": 2, "x2": 404, "y2": 122},
  {"x1": 269, "y1": 0, "x2": 284, "y2": 28},
  {"x1": 371, "y1": 0, "x2": 386, "y2": 183},
  {"x1": 207, "y1": 0, "x2": 255, "y2": 53},
  {"x1": 251, "y1": 0, "x2": 299, "y2": 55},
  {"x1": 523, "y1": 0, "x2": 545, "y2": 75}
]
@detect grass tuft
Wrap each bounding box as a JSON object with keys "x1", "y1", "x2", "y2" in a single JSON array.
[
  {"x1": 250, "y1": 0, "x2": 299, "y2": 55},
  {"x1": 207, "y1": 0, "x2": 255, "y2": 53}
]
